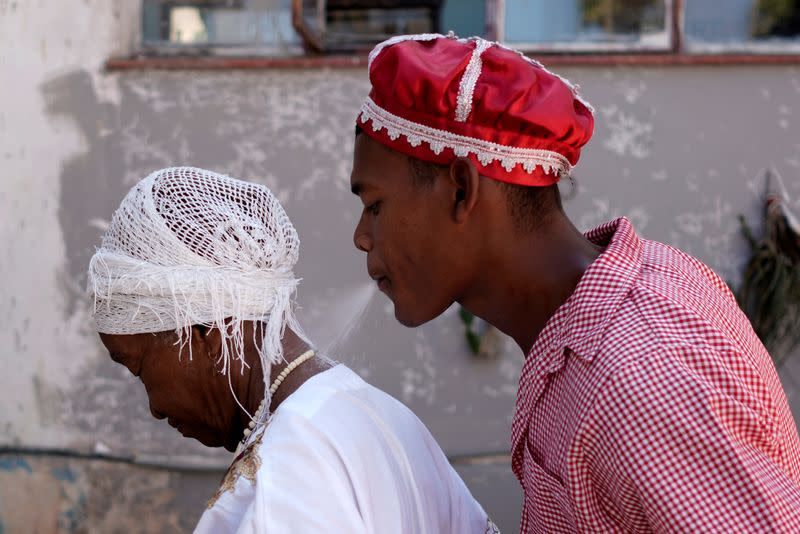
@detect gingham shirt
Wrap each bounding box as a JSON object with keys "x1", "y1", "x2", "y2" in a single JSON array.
[{"x1": 511, "y1": 217, "x2": 800, "y2": 533}]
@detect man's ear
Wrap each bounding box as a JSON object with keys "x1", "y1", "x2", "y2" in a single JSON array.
[
  {"x1": 448, "y1": 157, "x2": 481, "y2": 223},
  {"x1": 191, "y1": 324, "x2": 222, "y2": 362}
]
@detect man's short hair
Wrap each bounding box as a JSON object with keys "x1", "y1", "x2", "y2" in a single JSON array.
[
  {"x1": 408, "y1": 156, "x2": 563, "y2": 231},
  {"x1": 355, "y1": 126, "x2": 562, "y2": 230}
]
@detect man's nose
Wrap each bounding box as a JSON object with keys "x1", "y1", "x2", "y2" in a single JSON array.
[
  {"x1": 353, "y1": 220, "x2": 372, "y2": 253},
  {"x1": 354, "y1": 231, "x2": 372, "y2": 253}
]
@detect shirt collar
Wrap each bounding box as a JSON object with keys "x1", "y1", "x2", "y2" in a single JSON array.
[
  {"x1": 528, "y1": 216, "x2": 643, "y2": 365},
  {"x1": 512, "y1": 218, "x2": 643, "y2": 477}
]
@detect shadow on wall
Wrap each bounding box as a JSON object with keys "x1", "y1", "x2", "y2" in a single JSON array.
[
  {"x1": 42, "y1": 70, "x2": 129, "y2": 316},
  {"x1": 40, "y1": 70, "x2": 205, "y2": 458}
]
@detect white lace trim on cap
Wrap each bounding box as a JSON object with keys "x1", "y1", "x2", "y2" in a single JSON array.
[
  {"x1": 455, "y1": 38, "x2": 493, "y2": 123},
  {"x1": 359, "y1": 97, "x2": 572, "y2": 177}
]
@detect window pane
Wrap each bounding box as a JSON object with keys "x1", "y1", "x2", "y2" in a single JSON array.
[
  {"x1": 324, "y1": 1, "x2": 442, "y2": 48},
  {"x1": 442, "y1": 0, "x2": 486, "y2": 38},
  {"x1": 326, "y1": 8, "x2": 435, "y2": 44},
  {"x1": 142, "y1": 0, "x2": 301, "y2": 53},
  {"x1": 142, "y1": 0, "x2": 446, "y2": 53},
  {"x1": 685, "y1": 0, "x2": 800, "y2": 51},
  {"x1": 503, "y1": 0, "x2": 669, "y2": 50}
]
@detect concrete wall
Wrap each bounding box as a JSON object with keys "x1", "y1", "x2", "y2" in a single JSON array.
[{"x1": 2, "y1": 2, "x2": 800, "y2": 533}]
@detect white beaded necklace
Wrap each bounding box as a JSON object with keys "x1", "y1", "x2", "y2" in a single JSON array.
[{"x1": 240, "y1": 349, "x2": 316, "y2": 445}]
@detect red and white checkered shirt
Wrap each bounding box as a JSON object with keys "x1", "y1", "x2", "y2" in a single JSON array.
[{"x1": 511, "y1": 217, "x2": 800, "y2": 533}]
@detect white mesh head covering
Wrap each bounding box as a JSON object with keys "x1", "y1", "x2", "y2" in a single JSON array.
[{"x1": 88, "y1": 167, "x2": 304, "y2": 413}]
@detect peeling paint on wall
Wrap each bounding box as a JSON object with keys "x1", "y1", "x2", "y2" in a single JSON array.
[
  {"x1": 0, "y1": 0, "x2": 140, "y2": 453},
  {"x1": 0, "y1": 454, "x2": 205, "y2": 533}
]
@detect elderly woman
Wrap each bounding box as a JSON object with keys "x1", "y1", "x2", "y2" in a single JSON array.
[{"x1": 88, "y1": 167, "x2": 497, "y2": 533}]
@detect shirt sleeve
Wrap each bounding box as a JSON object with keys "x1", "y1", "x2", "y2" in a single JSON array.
[
  {"x1": 234, "y1": 413, "x2": 369, "y2": 534},
  {"x1": 578, "y1": 345, "x2": 800, "y2": 533}
]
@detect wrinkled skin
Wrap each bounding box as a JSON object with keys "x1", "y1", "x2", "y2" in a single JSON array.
[{"x1": 99, "y1": 325, "x2": 316, "y2": 453}]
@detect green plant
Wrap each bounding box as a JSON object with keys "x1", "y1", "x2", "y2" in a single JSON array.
[
  {"x1": 458, "y1": 307, "x2": 483, "y2": 355},
  {"x1": 458, "y1": 307, "x2": 504, "y2": 358}
]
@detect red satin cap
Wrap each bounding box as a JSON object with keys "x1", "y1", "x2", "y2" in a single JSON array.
[{"x1": 357, "y1": 33, "x2": 595, "y2": 186}]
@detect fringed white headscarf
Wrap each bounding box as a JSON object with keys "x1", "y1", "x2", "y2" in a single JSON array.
[{"x1": 87, "y1": 167, "x2": 305, "y2": 421}]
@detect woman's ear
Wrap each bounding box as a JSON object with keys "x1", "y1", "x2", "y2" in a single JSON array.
[
  {"x1": 191, "y1": 324, "x2": 222, "y2": 362},
  {"x1": 448, "y1": 157, "x2": 481, "y2": 223}
]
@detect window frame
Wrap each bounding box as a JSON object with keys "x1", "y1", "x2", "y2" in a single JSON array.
[
  {"x1": 141, "y1": 0, "x2": 309, "y2": 56},
  {"x1": 491, "y1": 0, "x2": 676, "y2": 54},
  {"x1": 490, "y1": 0, "x2": 800, "y2": 56},
  {"x1": 679, "y1": 0, "x2": 800, "y2": 55},
  {"x1": 110, "y1": 0, "x2": 800, "y2": 69}
]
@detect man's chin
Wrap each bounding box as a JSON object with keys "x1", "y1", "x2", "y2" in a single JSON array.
[
  {"x1": 397, "y1": 315, "x2": 426, "y2": 328},
  {"x1": 394, "y1": 305, "x2": 435, "y2": 328},
  {"x1": 393, "y1": 294, "x2": 453, "y2": 328}
]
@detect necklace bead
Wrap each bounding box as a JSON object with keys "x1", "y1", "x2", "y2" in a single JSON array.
[{"x1": 239, "y1": 349, "x2": 315, "y2": 447}]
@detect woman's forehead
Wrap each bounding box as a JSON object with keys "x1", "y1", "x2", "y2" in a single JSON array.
[{"x1": 99, "y1": 330, "x2": 169, "y2": 350}]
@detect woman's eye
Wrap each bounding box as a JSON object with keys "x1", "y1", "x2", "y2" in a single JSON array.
[{"x1": 367, "y1": 201, "x2": 381, "y2": 216}]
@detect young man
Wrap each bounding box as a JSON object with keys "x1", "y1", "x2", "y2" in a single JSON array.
[{"x1": 350, "y1": 34, "x2": 800, "y2": 532}]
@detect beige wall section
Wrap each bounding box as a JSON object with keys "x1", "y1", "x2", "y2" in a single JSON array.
[
  {"x1": 0, "y1": 1, "x2": 139, "y2": 448},
  {"x1": 2, "y1": 2, "x2": 800, "y2": 533}
]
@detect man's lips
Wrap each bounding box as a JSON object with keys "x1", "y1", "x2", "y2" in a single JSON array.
[{"x1": 377, "y1": 276, "x2": 390, "y2": 293}]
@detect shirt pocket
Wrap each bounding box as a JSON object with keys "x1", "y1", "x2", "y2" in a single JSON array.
[{"x1": 521, "y1": 448, "x2": 577, "y2": 533}]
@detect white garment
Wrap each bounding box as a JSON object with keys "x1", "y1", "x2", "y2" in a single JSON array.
[{"x1": 195, "y1": 365, "x2": 497, "y2": 534}]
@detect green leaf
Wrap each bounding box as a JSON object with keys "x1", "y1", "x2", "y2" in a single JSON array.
[{"x1": 466, "y1": 331, "x2": 481, "y2": 355}]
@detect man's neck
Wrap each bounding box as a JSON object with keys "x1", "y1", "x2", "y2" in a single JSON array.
[{"x1": 460, "y1": 215, "x2": 602, "y2": 355}]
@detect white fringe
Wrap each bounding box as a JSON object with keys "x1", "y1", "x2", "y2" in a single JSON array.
[
  {"x1": 359, "y1": 97, "x2": 573, "y2": 177},
  {"x1": 87, "y1": 167, "x2": 308, "y2": 423}
]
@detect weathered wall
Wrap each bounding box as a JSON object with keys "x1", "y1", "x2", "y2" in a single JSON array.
[{"x1": 2, "y1": 2, "x2": 800, "y2": 533}]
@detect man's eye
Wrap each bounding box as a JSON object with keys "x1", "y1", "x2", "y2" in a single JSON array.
[{"x1": 367, "y1": 201, "x2": 381, "y2": 216}]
